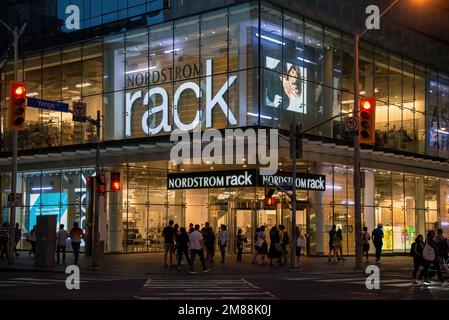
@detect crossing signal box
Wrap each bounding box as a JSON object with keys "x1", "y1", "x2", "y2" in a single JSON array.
[
  {"x1": 359, "y1": 97, "x2": 376, "y2": 144},
  {"x1": 111, "y1": 172, "x2": 121, "y2": 191},
  {"x1": 8, "y1": 81, "x2": 27, "y2": 130},
  {"x1": 264, "y1": 186, "x2": 276, "y2": 209}
]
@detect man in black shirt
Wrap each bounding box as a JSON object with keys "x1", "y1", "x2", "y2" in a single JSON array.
[
  {"x1": 162, "y1": 220, "x2": 176, "y2": 268},
  {"x1": 328, "y1": 225, "x2": 337, "y2": 263}
]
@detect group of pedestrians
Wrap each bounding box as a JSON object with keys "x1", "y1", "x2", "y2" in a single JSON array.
[
  {"x1": 252, "y1": 225, "x2": 306, "y2": 267},
  {"x1": 0, "y1": 221, "x2": 84, "y2": 265},
  {"x1": 411, "y1": 228, "x2": 449, "y2": 286}
]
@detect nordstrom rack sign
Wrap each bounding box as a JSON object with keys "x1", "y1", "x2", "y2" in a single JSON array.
[{"x1": 167, "y1": 170, "x2": 326, "y2": 191}]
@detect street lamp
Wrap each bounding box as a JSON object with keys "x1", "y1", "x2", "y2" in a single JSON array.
[{"x1": 353, "y1": 0, "x2": 405, "y2": 270}]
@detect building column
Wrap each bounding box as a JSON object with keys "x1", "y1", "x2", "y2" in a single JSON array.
[
  {"x1": 363, "y1": 171, "x2": 375, "y2": 232},
  {"x1": 322, "y1": 46, "x2": 333, "y2": 138},
  {"x1": 108, "y1": 169, "x2": 123, "y2": 253},
  {"x1": 416, "y1": 177, "x2": 426, "y2": 236},
  {"x1": 312, "y1": 162, "x2": 325, "y2": 255}
]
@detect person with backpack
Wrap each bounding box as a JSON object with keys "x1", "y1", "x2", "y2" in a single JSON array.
[
  {"x1": 279, "y1": 225, "x2": 289, "y2": 265},
  {"x1": 268, "y1": 226, "x2": 283, "y2": 266},
  {"x1": 411, "y1": 234, "x2": 424, "y2": 284},
  {"x1": 418, "y1": 230, "x2": 448, "y2": 286},
  {"x1": 362, "y1": 226, "x2": 371, "y2": 264},
  {"x1": 372, "y1": 224, "x2": 384, "y2": 264}
]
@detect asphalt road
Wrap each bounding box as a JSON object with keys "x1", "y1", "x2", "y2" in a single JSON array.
[{"x1": 0, "y1": 268, "x2": 448, "y2": 300}]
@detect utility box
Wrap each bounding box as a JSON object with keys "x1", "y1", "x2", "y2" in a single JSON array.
[{"x1": 35, "y1": 215, "x2": 57, "y2": 267}]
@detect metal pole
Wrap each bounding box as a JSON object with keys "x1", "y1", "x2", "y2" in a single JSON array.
[
  {"x1": 8, "y1": 27, "x2": 19, "y2": 265},
  {"x1": 92, "y1": 110, "x2": 101, "y2": 269},
  {"x1": 290, "y1": 121, "x2": 297, "y2": 269},
  {"x1": 353, "y1": 33, "x2": 363, "y2": 270}
]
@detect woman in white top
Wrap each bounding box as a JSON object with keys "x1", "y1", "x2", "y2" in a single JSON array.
[
  {"x1": 255, "y1": 226, "x2": 268, "y2": 265},
  {"x1": 218, "y1": 224, "x2": 229, "y2": 263}
]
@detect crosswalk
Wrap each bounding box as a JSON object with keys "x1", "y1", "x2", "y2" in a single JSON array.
[
  {"x1": 136, "y1": 278, "x2": 277, "y2": 300},
  {"x1": 281, "y1": 274, "x2": 449, "y2": 290},
  {"x1": 0, "y1": 276, "x2": 125, "y2": 288}
]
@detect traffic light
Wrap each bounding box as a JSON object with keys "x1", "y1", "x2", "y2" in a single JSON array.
[
  {"x1": 96, "y1": 174, "x2": 106, "y2": 194},
  {"x1": 264, "y1": 186, "x2": 275, "y2": 209},
  {"x1": 8, "y1": 81, "x2": 27, "y2": 130},
  {"x1": 111, "y1": 172, "x2": 121, "y2": 191},
  {"x1": 358, "y1": 97, "x2": 376, "y2": 144}
]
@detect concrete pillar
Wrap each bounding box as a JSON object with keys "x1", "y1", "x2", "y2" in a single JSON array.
[
  {"x1": 416, "y1": 177, "x2": 426, "y2": 236},
  {"x1": 363, "y1": 170, "x2": 375, "y2": 252},
  {"x1": 322, "y1": 47, "x2": 333, "y2": 138},
  {"x1": 108, "y1": 169, "x2": 123, "y2": 253},
  {"x1": 312, "y1": 162, "x2": 325, "y2": 255}
]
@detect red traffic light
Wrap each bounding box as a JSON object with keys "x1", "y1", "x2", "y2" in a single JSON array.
[
  {"x1": 14, "y1": 86, "x2": 26, "y2": 96},
  {"x1": 265, "y1": 196, "x2": 275, "y2": 206},
  {"x1": 361, "y1": 99, "x2": 373, "y2": 111},
  {"x1": 111, "y1": 172, "x2": 121, "y2": 191}
]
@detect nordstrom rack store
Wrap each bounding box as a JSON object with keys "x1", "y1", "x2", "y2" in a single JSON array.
[{"x1": 2, "y1": 1, "x2": 449, "y2": 255}]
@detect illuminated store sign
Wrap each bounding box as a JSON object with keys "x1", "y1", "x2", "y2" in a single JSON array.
[
  {"x1": 125, "y1": 59, "x2": 237, "y2": 136},
  {"x1": 168, "y1": 170, "x2": 326, "y2": 191}
]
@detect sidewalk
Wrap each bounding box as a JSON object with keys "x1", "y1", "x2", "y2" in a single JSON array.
[{"x1": 0, "y1": 251, "x2": 414, "y2": 277}]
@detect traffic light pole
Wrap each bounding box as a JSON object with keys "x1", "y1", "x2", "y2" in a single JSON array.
[
  {"x1": 90, "y1": 111, "x2": 101, "y2": 270},
  {"x1": 353, "y1": 33, "x2": 363, "y2": 270},
  {"x1": 7, "y1": 27, "x2": 19, "y2": 264},
  {"x1": 289, "y1": 121, "x2": 297, "y2": 269}
]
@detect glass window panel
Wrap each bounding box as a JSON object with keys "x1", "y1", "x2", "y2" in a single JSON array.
[
  {"x1": 125, "y1": 27, "x2": 149, "y2": 90},
  {"x1": 304, "y1": 20, "x2": 323, "y2": 85},
  {"x1": 415, "y1": 111, "x2": 426, "y2": 154},
  {"x1": 201, "y1": 9, "x2": 228, "y2": 76},
  {"x1": 103, "y1": 34, "x2": 125, "y2": 93},
  {"x1": 174, "y1": 16, "x2": 199, "y2": 80},
  {"x1": 42, "y1": 50, "x2": 61, "y2": 102},
  {"x1": 415, "y1": 64, "x2": 425, "y2": 113},
  {"x1": 341, "y1": 35, "x2": 354, "y2": 93},
  {"x1": 82, "y1": 40, "x2": 103, "y2": 96},
  {"x1": 403, "y1": 60, "x2": 414, "y2": 108},
  {"x1": 62, "y1": 46, "x2": 82, "y2": 101},
  {"x1": 358, "y1": 43, "x2": 374, "y2": 96},
  {"x1": 389, "y1": 54, "x2": 402, "y2": 107},
  {"x1": 229, "y1": 3, "x2": 259, "y2": 71},
  {"x1": 374, "y1": 48, "x2": 389, "y2": 105},
  {"x1": 149, "y1": 22, "x2": 173, "y2": 84}
]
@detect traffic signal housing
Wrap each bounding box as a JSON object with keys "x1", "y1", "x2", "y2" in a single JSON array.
[
  {"x1": 8, "y1": 81, "x2": 27, "y2": 130},
  {"x1": 359, "y1": 97, "x2": 376, "y2": 144},
  {"x1": 111, "y1": 172, "x2": 121, "y2": 191},
  {"x1": 264, "y1": 186, "x2": 276, "y2": 209}
]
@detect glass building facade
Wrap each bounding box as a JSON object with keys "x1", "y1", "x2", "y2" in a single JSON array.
[{"x1": 2, "y1": 1, "x2": 449, "y2": 255}]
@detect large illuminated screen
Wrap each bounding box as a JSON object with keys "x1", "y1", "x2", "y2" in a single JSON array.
[{"x1": 29, "y1": 192, "x2": 68, "y2": 230}]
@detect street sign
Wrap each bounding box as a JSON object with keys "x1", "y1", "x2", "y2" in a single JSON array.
[
  {"x1": 72, "y1": 101, "x2": 87, "y2": 122},
  {"x1": 345, "y1": 117, "x2": 358, "y2": 135},
  {"x1": 7, "y1": 193, "x2": 22, "y2": 207},
  {"x1": 27, "y1": 97, "x2": 69, "y2": 112}
]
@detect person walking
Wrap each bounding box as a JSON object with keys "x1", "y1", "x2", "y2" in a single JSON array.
[
  {"x1": 268, "y1": 226, "x2": 282, "y2": 266},
  {"x1": 218, "y1": 224, "x2": 229, "y2": 263},
  {"x1": 189, "y1": 224, "x2": 210, "y2": 274},
  {"x1": 328, "y1": 224, "x2": 337, "y2": 263},
  {"x1": 296, "y1": 226, "x2": 306, "y2": 268},
  {"x1": 176, "y1": 227, "x2": 192, "y2": 269},
  {"x1": 255, "y1": 226, "x2": 267, "y2": 265},
  {"x1": 236, "y1": 229, "x2": 247, "y2": 262},
  {"x1": 162, "y1": 220, "x2": 176, "y2": 268},
  {"x1": 335, "y1": 228, "x2": 345, "y2": 261},
  {"x1": 202, "y1": 222, "x2": 216, "y2": 263},
  {"x1": 173, "y1": 223, "x2": 180, "y2": 264},
  {"x1": 69, "y1": 222, "x2": 84, "y2": 265},
  {"x1": 13, "y1": 223, "x2": 21, "y2": 257},
  {"x1": 56, "y1": 224, "x2": 69, "y2": 264},
  {"x1": 435, "y1": 228, "x2": 449, "y2": 273},
  {"x1": 362, "y1": 226, "x2": 371, "y2": 264},
  {"x1": 28, "y1": 225, "x2": 37, "y2": 258},
  {"x1": 411, "y1": 234, "x2": 424, "y2": 284},
  {"x1": 252, "y1": 227, "x2": 261, "y2": 264},
  {"x1": 372, "y1": 224, "x2": 384, "y2": 264},
  {"x1": 279, "y1": 225, "x2": 289, "y2": 265},
  {"x1": 418, "y1": 230, "x2": 448, "y2": 286},
  {"x1": 0, "y1": 222, "x2": 10, "y2": 258}
]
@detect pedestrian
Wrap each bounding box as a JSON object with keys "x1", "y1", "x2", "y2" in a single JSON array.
[
  {"x1": 69, "y1": 222, "x2": 84, "y2": 265},
  {"x1": 173, "y1": 223, "x2": 180, "y2": 264},
  {"x1": 372, "y1": 224, "x2": 384, "y2": 264},
  {"x1": 252, "y1": 227, "x2": 261, "y2": 264},
  {"x1": 268, "y1": 226, "x2": 283, "y2": 266},
  {"x1": 28, "y1": 225, "x2": 37, "y2": 258},
  {"x1": 218, "y1": 224, "x2": 229, "y2": 263},
  {"x1": 296, "y1": 226, "x2": 306, "y2": 268},
  {"x1": 176, "y1": 227, "x2": 192, "y2": 269},
  {"x1": 435, "y1": 228, "x2": 449, "y2": 273},
  {"x1": 189, "y1": 224, "x2": 210, "y2": 274},
  {"x1": 56, "y1": 224, "x2": 69, "y2": 264},
  {"x1": 362, "y1": 226, "x2": 371, "y2": 264},
  {"x1": 236, "y1": 229, "x2": 247, "y2": 262},
  {"x1": 255, "y1": 226, "x2": 267, "y2": 265},
  {"x1": 13, "y1": 223, "x2": 21, "y2": 257},
  {"x1": 279, "y1": 225, "x2": 289, "y2": 265},
  {"x1": 418, "y1": 230, "x2": 448, "y2": 286},
  {"x1": 334, "y1": 228, "x2": 345, "y2": 261},
  {"x1": 0, "y1": 222, "x2": 10, "y2": 258},
  {"x1": 328, "y1": 224, "x2": 337, "y2": 263},
  {"x1": 188, "y1": 223, "x2": 194, "y2": 234},
  {"x1": 411, "y1": 234, "x2": 424, "y2": 284},
  {"x1": 202, "y1": 222, "x2": 215, "y2": 263},
  {"x1": 162, "y1": 219, "x2": 176, "y2": 268}
]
